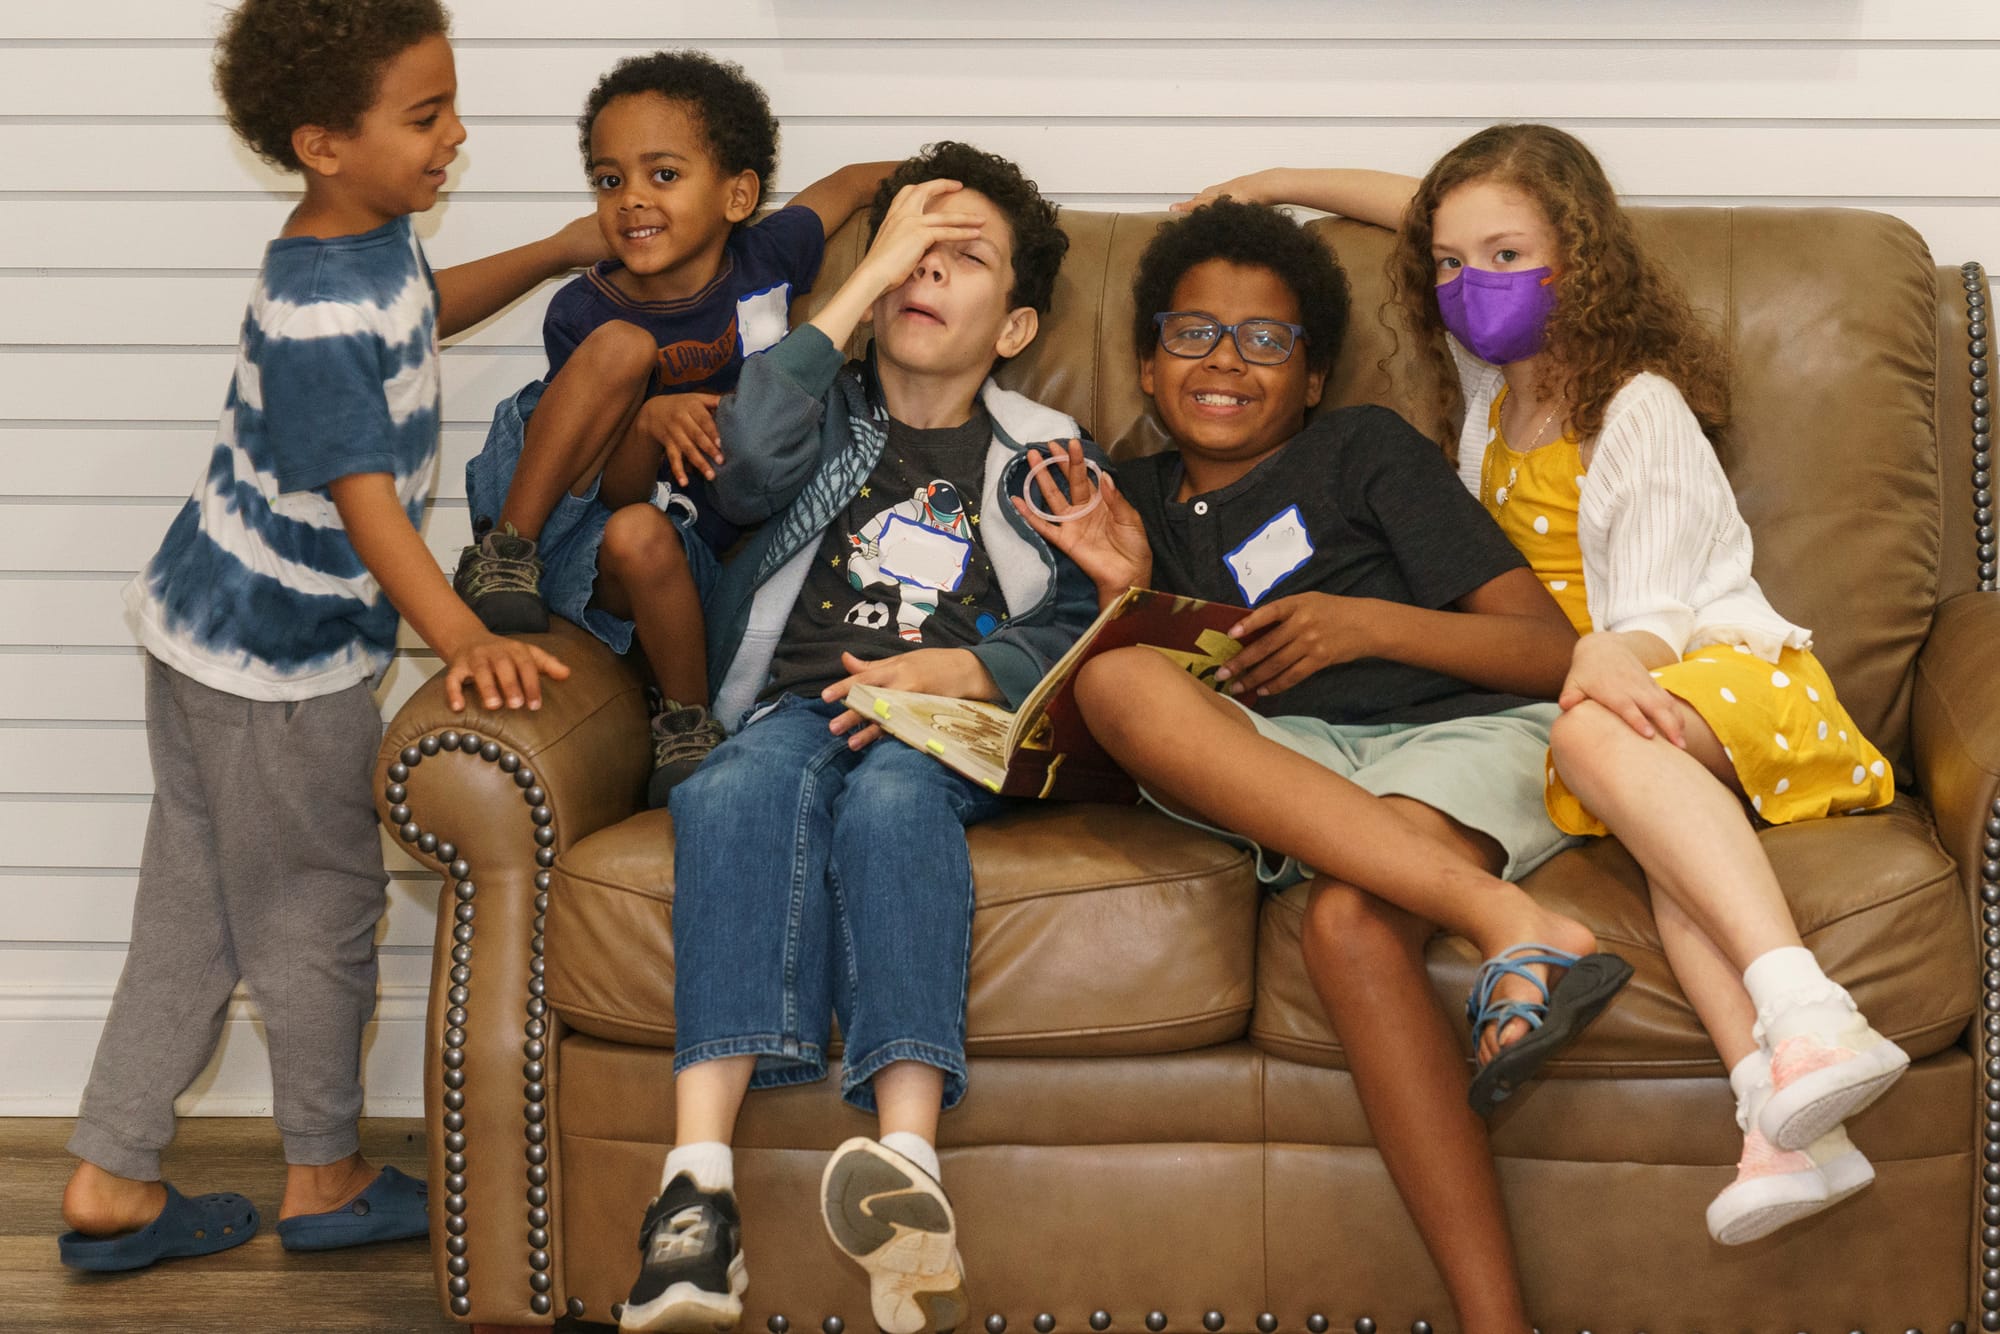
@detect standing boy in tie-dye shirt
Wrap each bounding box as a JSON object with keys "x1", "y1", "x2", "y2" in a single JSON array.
[{"x1": 59, "y1": 0, "x2": 599, "y2": 1272}]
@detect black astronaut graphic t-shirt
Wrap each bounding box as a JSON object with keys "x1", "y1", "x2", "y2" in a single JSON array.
[{"x1": 761, "y1": 408, "x2": 1007, "y2": 701}]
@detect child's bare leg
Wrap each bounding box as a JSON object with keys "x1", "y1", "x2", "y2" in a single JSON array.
[
  {"x1": 1303, "y1": 815, "x2": 1531, "y2": 1334},
  {"x1": 1549, "y1": 699, "x2": 1802, "y2": 971},
  {"x1": 675, "y1": 1056, "x2": 756, "y2": 1147},
  {"x1": 62, "y1": 1161, "x2": 168, "y2": 1236},
  {"x1": 1548, "y1": 696, "x2": 1769, "y2": 1064},
  {"x1": 873, "y1": 1062, "x2": 944, "y2": 1144},
  {"x1": 1076, "y1": 647, "x2": 1596, "y2": 1007},
  {"x1": 498, "y1": 321, "x2": 655, "y2": 539},
  {"x1": 1655, "y1": 889, "x2": 1760, "y2": 1069},
  {"x1": 594, "y1": 504, "x2": 708, "y2": 706},
  {"x1": 598, "y1": 400, "x2": 678, "y2": 512}
]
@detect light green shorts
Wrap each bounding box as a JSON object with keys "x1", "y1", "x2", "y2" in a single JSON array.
[{"x1": 1143, "y1": 698, "x2": 1583, "y2": 888}]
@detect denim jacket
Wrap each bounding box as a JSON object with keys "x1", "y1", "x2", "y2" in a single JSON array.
[{"x1": 705, "y1": 325, "x2": 1104, "y2": 731}]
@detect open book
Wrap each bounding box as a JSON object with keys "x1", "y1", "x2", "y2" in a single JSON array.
[{"x1": 845, "y1": 586, "x2": 1250, "y2": 802}]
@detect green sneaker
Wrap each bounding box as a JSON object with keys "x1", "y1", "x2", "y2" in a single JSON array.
[{"x1": 453, "y1": 521, "x2": 548, "y2": 634}]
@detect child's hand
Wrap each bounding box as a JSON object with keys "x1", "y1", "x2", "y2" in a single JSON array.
[
  {"x1": 1558, "y1": 632, "x2": 1686, "y2": 746},
  {"x1": 440, "y1": 631, "x2": 571, "y2": 713},
  {"x1": 640, "y1": 392, "x2": 725, "y2": 485},
  {"x1": 1216, "y1": 593, "x2": 1382, "y2": 697},
  {"x1": 1171, "y1": 169, "x2": 1281, "y2": 213},
  {"x1": 1009, "y1": 440, "x2": 1152, "y2": 603},
  {"x1": 554, "y1": 213, "x2": 611, "y2": 269},
  {"x1": 823, "y1": 648, "x2": 999, "y2": 750},
  {"x1": 853, "y1": 178, "x2": 985, "y2": 301}
]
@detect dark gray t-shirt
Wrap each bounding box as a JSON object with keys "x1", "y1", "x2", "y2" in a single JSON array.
[
  {"x1": 762, "y1": 409, "x2": 1005, "y2": 700},
  {"x1": 1115, "y1": 404, "x2": 1536, "y2": 725}
]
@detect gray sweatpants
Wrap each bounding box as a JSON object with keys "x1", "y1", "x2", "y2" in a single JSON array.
[{"x1": 69, "y1": 655, "x2": 389, "y2": 1180}]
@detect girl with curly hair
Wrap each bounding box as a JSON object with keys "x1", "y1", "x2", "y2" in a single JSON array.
[{"x1": 1185, "y1": 124, "x2": 1905, "y2": 1249}]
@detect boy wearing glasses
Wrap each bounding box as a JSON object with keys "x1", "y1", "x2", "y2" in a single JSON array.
[{"x1": 1015, "y1": 200, "x2": 1585, "y2": 1330}]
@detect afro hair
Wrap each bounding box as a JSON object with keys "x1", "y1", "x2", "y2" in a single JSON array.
[
  {"x1": 1130, "y1": 199, "x2": 1350, "y2": 374},
  {"x1": 577, "y1": 50, "x2": 779, "y2": 212}
]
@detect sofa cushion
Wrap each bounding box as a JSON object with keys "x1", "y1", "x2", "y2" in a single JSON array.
[
  {"x1": 1250, "y1": 796, "x2": 1972, "y2": 1073},
  {"x1": 544, "y1": 803, "x2": 1260, "y2": 1057}
]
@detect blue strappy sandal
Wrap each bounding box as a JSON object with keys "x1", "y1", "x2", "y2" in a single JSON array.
[{"x1": 1465, "y1": 943, "x2": 1633, "y2": 1116}]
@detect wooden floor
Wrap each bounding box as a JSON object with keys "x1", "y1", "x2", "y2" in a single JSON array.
[{"x1": 6, "y1": 1118, "x2": 600, "y2": 1334}]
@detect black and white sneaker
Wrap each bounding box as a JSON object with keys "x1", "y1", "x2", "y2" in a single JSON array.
[
  {"x1": 617, "y1": 1174, "x2": 747, "y2": 1332},
  {"x1": 820, "y1": 1138, "x2": 966, "y2": 1334}
]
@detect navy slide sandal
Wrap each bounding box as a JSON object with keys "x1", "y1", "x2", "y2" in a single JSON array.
[
  {"x1": 275, "y1": 1164, "x2": 429, "y2": 1251},
  {"x1": 58, "y1": 1183, "x2": 259, "y2": 1271}
]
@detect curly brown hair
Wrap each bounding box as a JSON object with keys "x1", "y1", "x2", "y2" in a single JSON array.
[
  {"x1": 215, "y1": 0, "x2": 451, "y2": 173},
  {"x1": 1387, "y1": 123, "x2": 1728, "y2": 451},
  {"x1": 868, "y1": 142, "x2": 1068, "y2": 315}
]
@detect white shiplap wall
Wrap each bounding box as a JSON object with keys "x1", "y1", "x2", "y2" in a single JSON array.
[{"x1": 4, "y1": 0, "x2": 1997, "y2": 1116}]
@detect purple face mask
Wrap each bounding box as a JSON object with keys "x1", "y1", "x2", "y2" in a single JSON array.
[{"x1": 1434, "y1": 265, "x2": 1557, "y2": 365}]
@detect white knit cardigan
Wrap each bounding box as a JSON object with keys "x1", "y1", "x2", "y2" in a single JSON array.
[{"x1": 1451, "y1": 342, "x2": 1811, "y2": 662}]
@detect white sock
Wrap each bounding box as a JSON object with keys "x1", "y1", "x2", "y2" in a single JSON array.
[
  {"x1": 1742, "y1": 946, "x2": 1851, "y2": 1040},
  {"x1": 879, "y1": 1131, "x2": 940, "y2": 1183},
  {"x1": 1728, "y1": 1048, "x2": 1772, "y2": 1131},
  {"x1": 661, "y1": 1141, "x2": 734, "y2": 1194}
]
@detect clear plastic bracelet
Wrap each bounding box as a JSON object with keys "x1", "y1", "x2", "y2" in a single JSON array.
[{"x1": 1021, "y1": 452, "x2": 1106, "y2": 523}]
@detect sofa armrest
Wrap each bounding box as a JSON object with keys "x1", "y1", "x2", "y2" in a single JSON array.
[
  {"x1": 377, "y1": 618, "x2": 653, "y2": 875},
  {"x1": 1912, "y1": 592, "x2": 2000, "y2": 901},
  {"x1": 372, "y1": 618, "x2": 650, "y2": 1324}
]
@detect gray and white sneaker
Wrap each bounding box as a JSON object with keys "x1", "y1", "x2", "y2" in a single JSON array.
[
  {"x1": 820, "y1": 1137, "x2": 966, "y2": 1334},
  {"x1": 617, "y1": 1174, "x2": 747, "y2": 1332},
  {"x1": 452, "y1": 521, "x2": 548, "y2": 634},
  {"x1": 646, "y1": 702, "x2": 726, "y2": 808}
]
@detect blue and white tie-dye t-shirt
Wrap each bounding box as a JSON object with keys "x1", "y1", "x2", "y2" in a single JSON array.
[{"x1": 126, "y1": 216, "x2": 442, "y2": 701}]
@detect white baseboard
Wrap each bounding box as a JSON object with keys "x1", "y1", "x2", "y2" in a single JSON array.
[{"x1": 0, "y1": 982, "x2": 431, "y2": 1117}]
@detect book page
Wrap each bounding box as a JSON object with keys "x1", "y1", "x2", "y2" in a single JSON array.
[{"x1": 845, "y1": 685, "x2": 1015, "y2": 793}]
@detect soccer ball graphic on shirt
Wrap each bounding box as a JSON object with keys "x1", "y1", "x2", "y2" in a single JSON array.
[{"x1": 844, "y1": 601, "x2": 892, "y2": 630}]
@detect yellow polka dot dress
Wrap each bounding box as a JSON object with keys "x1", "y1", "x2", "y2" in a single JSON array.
[
  {"x1": 1480, "y1": 395, "x2": 1591, "y2": 634},
  {"x1": 1480, "y1": 392, "x2": 1894, "y2": 835}
]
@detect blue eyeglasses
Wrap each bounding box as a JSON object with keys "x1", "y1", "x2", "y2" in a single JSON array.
[{"x1": 1153, "y1": 311, "x2": 1309, "y2": 365}]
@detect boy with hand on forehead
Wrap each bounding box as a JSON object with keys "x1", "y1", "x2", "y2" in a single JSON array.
[
  {"x1": 1018, "y1": 200, "x2": 1627, "y2": 1333},
  {"x1": 60, "y1": 0, "x2": 595, "y2": 1271},
  {"x1": 455, "y1": 49, "x2": 890, "y2": 803},
  {"x1": 616, "y1": 143, "x2": 1095, "y2": 1334}
]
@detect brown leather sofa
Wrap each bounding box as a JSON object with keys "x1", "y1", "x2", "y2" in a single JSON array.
[{"x1": 376, "y1": 207, "x2": 1998, "y2": 1332}]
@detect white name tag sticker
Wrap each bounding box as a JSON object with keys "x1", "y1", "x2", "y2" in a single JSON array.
[
  {"x1": 877, "y1": 514, "x2": 973, "y2": 591},
  {"x1": 736, "y1": 284, "x2": 792, "y2": 356},
  {"x1": 1225, "y1": 504, "x2": 1314, "y2": 605}
]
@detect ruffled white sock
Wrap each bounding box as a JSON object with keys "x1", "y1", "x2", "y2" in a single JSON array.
[
  {"x1": 1728, "y1": 1048, "x2": 1773, "y2": 1131},
  {"x1": 1742, "y1": 946, "x2": 1852, "y2": 1044}
]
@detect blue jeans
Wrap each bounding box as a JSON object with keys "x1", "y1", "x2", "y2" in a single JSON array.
[{"x1": 668, "y1": 694, "x2": 1006, "y2": 1112}]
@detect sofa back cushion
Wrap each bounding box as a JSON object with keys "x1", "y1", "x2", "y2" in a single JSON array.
[{"x1": 809, "y1": 206, "x2": 1942, "y2": 763}]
